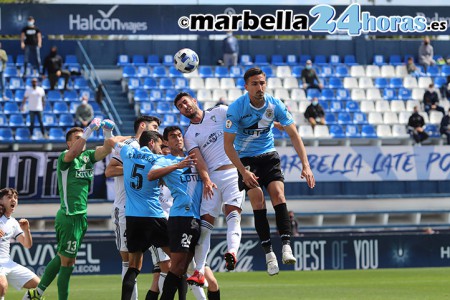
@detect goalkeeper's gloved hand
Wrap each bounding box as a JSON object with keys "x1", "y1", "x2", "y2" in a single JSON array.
[
  {"x1": 81, "y1": 118, "x2": 102, "y2": 140},
  {"x1": 101, "y1": 119, "x2": 116, "y2": 139}
]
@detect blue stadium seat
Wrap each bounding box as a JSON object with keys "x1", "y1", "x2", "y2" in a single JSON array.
[
  {"x1": 14, "y1": 90, "x2": 25, "y2": 103},
  {"x1": 41, "y1": 78, "x2": 51, "y2": 90},
  {"x1": 344, "y1": 55, "x2": 357, "y2": 66},
  {"x1": 132, "y1": 55, "x2": 146, "y2": 66},
  {"x1": 319, "y1": 100, "x2": 329, "y2": 111},
  {"x1": 174, "y1": 77, "x2": 189, "y2": 89},
  {"x1": 307, "y1": 88, "x2": 321, "y2": 99},
  {"x1": 427, "y1": 65, "x2": 440, "y2": 77},
  {"x1": 15, "y1": 128, "x2": 31, "y2": 141},
  {"x1": 299, "y1": 55, "x2": 312, "y2": 65},
  {"x1": 325, "y1": 113, "x2": 337, "y2": 124},
  {"x1": 47, "y1": 90, "x2": 62, "y2": 102},
  {"x1": 254, "y1": 54, "x2": 269, "y2": 66},
  {"x1": 337, "y1": 112, "x2": 351, "y2": 124},
  {"x1": 73, "y1": 78, "x2": 89, "y2": 90},
  {"x1": 156, "y1": 102, "x2": 174, "y2": 114},
  {"x1": 320, "y1": 65, "x2": 333, "y2": 77},
  {"x1": 152, "y1": 66, "x2": 167, "y2": 78},
  {"x1": 335, "y1": 66, "x2": 348, "y2": 77},
  {"x1": 162, "y1": 55, "x2": 174, "y2": 66},
  {"x1": 329, "y1": 125, "x2": 345, "y2": 138},
  {"x1": 3, "y1": 102, "x2": 20, "y2": 114},
  {"x1": 8, "y1": 77, "x2": 24, "y2": 90},
  {"x1": 149, "y1": 89, "x2": 164, "y2": 101},
  {"x1": 65, "y1": 55, "x2": 78, "y2": 65},
  {"x1": 143, "y1": 78, "x2": 157, "y2": 90},
  {"x1": 69, "y1": 102, "x2": 78, "y2": 114},
  {"x1": 3, "y1": 67, "x2": 18, "y2": 78},
  {"x1": 314, "y1": 55, "x2": 327, "y2": 66},
  {"x1": 389, "y1": 55, "x2": 402, "y2": 66},
  {"x1": 162, "y1": 113, "x2": 179, "y2": 126},
  {"x1": 139, "y1": 102, "x2": 154, "y2": 115},
  {"x1": 79, "y1": 89, "x2": 93, "y2": 100},
  {"x1": 117, "y1": 55, "x2": 130, "y2": 66},
  {"x1": 198, "y1": 66, "x2": 214, "y2": 78},
  {"x1": 9, "y1": 114, "x2": 25, "y2": 127},
  {"x1": 147, "y1": 55, "x2": 160, "y2": 66},
  {"x1": 441, "y1": 65, "x2": 450, "y2": 77},
  {"x1": 240, "y1": 54, "x2": 253, "y2": 66},
  {"x1": 136, "y1": 66, "x2": 151, "y2": 78},
  {"x1": 6, "y1": 55, "x2": 14, "y2": 67},
  {"x1": 398, "y1": 88, "x2": 412, "y2": 100},
  {"x1": 3, "y1": 89, "x2": 13, "y2": 101},
  {"x1": 168, "y1": 66, "x2": 183, "y2": 78},
  {"x1": 374, "y1": 78, "x2": 388, "y2": 88},
  {"x1": 345, "y1": 100, "x2": 359, "y2": 112},
  {"x1": 320, "y1": 88, "x2": 334, "y2": 100},
  {"x1": 345, "y1": 124, "x2": 361, "y2": 138},
  {"x1": 48, "y1": 128, "x2": 65, "y2": 142},
  {"x1": 434, "y1": 76, "x2": 446, "y2": 88},
  {"x1": 383, "y1": 88, "x2": 397, "y2": 101},
  {"x1": 285, "y1": 55, "x2": 298, "y2": 66},
  {"x1": 89, "y1": 101, "x2": 102, "y2": 114},
  {"x1": 0, "y1": 128, "x2": 14, "y2": 142},
  {"x1": 425, "y1": 124, "x2": 441, "y2": 138},
  {"x1": 122, "y1": 66, "x2": 137, "y2": 79},
  {"x1": 180, "y1": 115, "x2": 190, "y2": 126},
  {"x1": 63, "y1": 90, "x2": 78, "y2": 102},
  {"x1": 215, "y1": 66, "x2": 229, "y2": 78},
  {"x1": 133, "y1": 89, "x2": 149, "y2": 102},
  {"x1": 353, "y1": 112, "x2": 368, "y2": 124},
  {"x1": 291, "y1": 66, "x2": 303, "y2": 78},
  {"x1": 373, "y1": 55, "x2": 385, "y2": 66},
  {"x1": 361, "y1": 125, "x2": 377, "y2": 137},
  {"x1": 335, "y1": 88, "x2": 350, "y2": 101},
  {"x1": 236, "y1": 78, "x2": 245, "y2": 89},
  {"x1": 271, "y1": 55, "x2": 284, "y2": 66},
  {"x1": 165, "y1": 89, "x2": 178, "y2": 101},
  {"x1": 389, "y1": 77, "x2": 403, "y2": 89},
  {"x1": 329, "y1": 55, "x2": 340, "y2": 65},
  {"x1": 43, "y1": 113, "x2": 57, "y2": 126},
  {"x1": 229, "y1": 66, "x2": 244, "y2": 78},
  {"x1": 261, "y1": 66, "x2": 274, "y2": 78},
  {"x1": 59, "y1": 113, "x2": 75, "y2": 127},
  {"x1": 159, "y1": 78, "x2": 173, "y2": 89},
  {"x1": 328, "y1": 77, "x2": 343, "y2": 89},
  {"x1": 53, "y1": 102, "x2": 69, "y2": 114}
]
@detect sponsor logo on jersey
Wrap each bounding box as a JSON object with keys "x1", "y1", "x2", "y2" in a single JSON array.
[
  {"x1": 226, "y1": 120, "x2": 232, "y2": 128},
  {"x1": 76, "y1": 169, "x2": 94, "y2": 178}
]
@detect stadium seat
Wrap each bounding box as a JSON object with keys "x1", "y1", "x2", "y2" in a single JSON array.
[
  {"x1": 291, "y1": 88, "x2": 307, "y2": 101},
  {"x1": 319, "y1": 100, "x2": 329, "y2": 112},
  {"x1": 255, "y1": 54, "x2": 269, "y2": 66},
  {"x1": 328, "y1": 77, "x2": 343, "y2": 89},
  {"x1": 299, "y1": 55, "x2": 311, "y2": 64},
  {"x1": 13, "y1": 90, "x2": 25, "y2": 103},
  {"x1": 117, "y1": 55, "x2": 130, "y2": 66},
  {"x1": 219, "y1": 78, "x2": 236, "y2": 90},
  {"x1": 343, "y1": 78, "x2": 358, "y2": 89},
  {"x1": 276, "y1": 66, "x2": 292, "y2": 79},
  {"x1": 271, "y1": 55, "x2": 284, "y2": 66},
  {"x1": 329, "y1": 124, "x2": 345, "y2": 138},
  {"x1": 228, "y1": 88, "x2": 242, "y2": 101},
  {"x1": 320, "y1": 65, "x2": 333, "y2": 77},
  {"x1": 411, "y1": 88, "x2": 425, "y2": 101},
  {"x1": 149, "y1": 89, "x2": 163, "y2": 101},
  {"x1": 139, "y1": 102, "x2": 154, "y2": 115},
  {"x1": 162, "y1": 113, "x2": 178, "y2": 126},
  {"x1": 143, "y1": 78, "x2": 157, "y2": 90},
  {"x1": 174, "y1": 77, "x2": 189, "y2": 89},
  {"x1": 146, "y1": 54, "x2": 160, "y2": 66},
  {"x1": 40, "y1": 78, "x2": 51, "y2": 90},
  {"x1": 320, "y1": 88, "x2": 334, "y2": 101},
  {"x1": 63, "y1": 90, "x2": 78, "y2": 102},
  {"x1": 168, "y1": 66, "x2": 183, "y2": 78},
  {"x1": 5, "y1": 55, "x2": 14, "y2": 67},
  {"x1": 198, "y1": 66, "x2": 214, "y2": 78},
  {"x1": 314, "y1": 55, "x2": 327, "y2": 66},
  {"x1": 15, "y1": 128, "x2": 31, "y2": 141},
  {"x1": 159, "y1": 78, "x2": 173, "y2": 89},
  {"x1": 366, "y1": 88, "x2": 382, "y2": 100},
  {"x1": 441, "y1": 65, "x2": 450, "y2": 77},
  {"x1": 425, "y1": 124, "x2": 441, "y2": 137},
  {"x1": 383, "y1": 112, "x2": 399, "y2": 124},
  {"x1": 235, "y1": 78, "x2": 245, "y2": 89},
  {"x1": 395, "y1": 66, "x2": 408, "y2": 78},
  {"x1": 373, "y1": 55, "x2": 385, "y2": 66},
  {"x1": 380, "y1": 65, "x2": 395, "y2": 77},
  {"x1": 133, "y1": 89, "x2": 149, "y2": 102},
  {"x1": 286, "y1": 54, "x2": 298, "y2": 66},
  {"x1": 403, "y1": 77, "x2": 418, "y2": 89},
  {"x1": 212, "y1": 88, "x2": 227, "y2": 100},
  {"x1": 418, "y1": 77, "x2": 433, "y2": 89},
  {"x1": 329, "y1": 54, "x2": 340, "y2": 65},
  {"x1": 59, "y1": 113, "x2": 75, "y2": 127},
  {"x1": 368, "y1": 112, "x2": 383, "y2": 125},
  {"x1": 261, "y1": 66, "x2": 274, "y2": 78},
  {"x1": 434, "y1": 76, "x2": 446, "y2": 88},
  {"x1": 3, "y1": 67, "x2": 18, "y2": 78},
  {"x1": 3, "y1": 102, "x2": 20, "y2": 114},
  {"x1": 392, "y1": 124, "x2": 409, "y2": 138},
  {"x1": 240, "y1": 54, "x2": 253, "y2": 66},
  {"x1": 360, "y1": 101, "x2": 375, "y2": 113},
  {"x1": 429, "y1": 110, "x2": 444, "y2": 124},
  {"x1": 180, "y1": 115, "x2": 190, "y2": 126},
  {"x1": 47, "y1": 90, "x2": 63, "y2": 102},
  {"x1": 350, "y1": 88, "x2": 366, "y2": 101},
  {"x1": 298, "y1": 125, "x2": 314, "y2": 138},
  {"x1": 156, "y1": 102, "x2": 174, "y2": 114},
  {"x1": 352, "y1": 112, "x2": 368, "y2": 124},
  {"x1": 0, "y1": 115, "x2": 7, "y2": 127},
  {"x1": 382, "y1": 88, "x2": 397, "y2": 101},
  {"x1": 314, "y1": 125, "x2": 330, "y2": 138},
  {"x1": 337, "y1": 112, "x2": 351, "y2": 124},
  {"x1": 358, "y1": 77, "x2": 374, "y2": 88},
  {"x1": 365, "y1": 65, "x2": 381, "y2": 78},
  {"x1": 345, "y1": 100, "x2": 359, "y2": 112},
  {"x1": 328, "y1": 101, "x2": 343, "y2": 113},
  {"x1": 361, "y1": 125, "x2": 377, "y2": 138},
  {"x1": 344, "y1": 55, "x2": 357, "y2": 66},
  {"x1": 214, "y1": 66, "x2": 229, "y2": 78},
  {"x1": 398, "y1": 88, "x2": 412, "y2": 100},
  {"x1": 152, "y1": 66, "x2": 167, "y2": 78},
  {"x1": 3, "y1": 89, "x2": 13, "y2": 101},
  {"x1": 48, "y1": 128, "x2": 65, "y2": 141},
  {"x1": 377, "y1": 124, "x2": 392, "y2": 137},
  {"x1": 283, "y1": 77, "x2": 298, "y2": 89},
  {"x1": 306, "y1": 89, "x2": 321, "y2": 100},
  {"x1": 267, "y1": 78, "x2": 282, "y2": 89},
  {"x1": 389, "y1": 55, "x2": 402, "y2": 66},
  {"x1": 374, "y1": 77, "x2": 388, "y2": 89},
  {"x1": 136, "y1": 66, "x2": 151, "y2": 78},
  {"x1": 73, "y1": 78, "x2": 89, "y2": 90},
  {"x1": 165, "y1": 89, "x2": 178, "y2": 101},
  {"x1": 406, "y1": 100, "x2": 420, "y2": 112},
  {"x1": 132, "y1": 55, "x2": 146, "y2": 66},
  {"x1": 229, "y1": 66, "x2": 244, "y2": 78},
  {"x1": 0, "y1": 128, "x2": 14, "y2": 142},
  {"x1": 390, "y1": 100, "x2": 406, "y2": 112},
  {"x1": 53, "y1": 102, "x2": 69, "y2": 114},
  {"x1": 162, "y1": 55, "x2": 174, "y2": 66},
  {"x1": 335, "y1": 66, "x2": 348, "y2": 77},
  {"x1": 8, "y1": 77, "x2": 24, "y2": 90},
  {"x1": 291, "y1": 66, "x2": 303, "y2": 78},
  {"x1": 350, "y1": 66, "x2": 365, "y2": 77},
  {"x1": 426, "y1": 65, "x2": 440, "y2": 77},
  {"x1": 325, "y1": 113, "x2": 337, "y2": 124},
  {"x1": 345, "y1": 124, "x2": 361, "y2": 138},
  {"x1": 389, "y1": 77, "x2": 403, "y2": 89},
  {"x1": 196, "y1": 89, "x2": 212, "y2": 102},
  {"x1": 9, "y1": 114, "x2": 25, "y2": 127},
  {"x1": 375, "y1": 100, "x2": 391, "y2": 112}
]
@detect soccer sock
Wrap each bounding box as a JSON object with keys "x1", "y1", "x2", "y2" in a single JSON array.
[
  {"x1": 121, "y1": 261, "x2": 129, "y2": 279},
  {"x1": 253, "y1": 209, "x2": 273, "y2": 254},
  {"x1": 194, "y1": 220, "x2": 213, "y2": 273},
  {"x1": 274, "y1": 203, "x2": 291, "y2": 246},
  {"x1": 160, "y1": 271, "x2": 180, "y2": 300},
  {"x1": 177, "y1": 275, "x2": 187, "y2": 300},
  {"x1": 158, "y1": 272, "x2": 167, "y2": 294},
  {"x1": 190, "y1": 285, "x2": 207, "y2": 300},
  {"x1": 226, "y1": 210, "x2": 242, "y2": 254},
  {"x1": 37, "y1": 254, "x2": 61, "y2": 293},
  {"x1": 207, "y1": 289, "x2": 221, "y2": 300},
  {"x1": 57, "y1": 265, "x2": 74, "y2": 300},
  {"x1": 121, "y1": 261, "x2": 138, "y2": 300},
  {"x1": 145, "y1": 290, "x2": 159, "y2": 300},
  {"x1": 122, "y1": 268, "x2": 140, "y2": 300}
]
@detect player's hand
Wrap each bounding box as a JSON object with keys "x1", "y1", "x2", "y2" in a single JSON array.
[
  {"x1": 203, "y1": 179, "x2": 217, "y2": 200},
  {"x1": 88, "y1": 118, "x2": 102, "y2": 131},
  {"x1": 242, "y1": 169, "x2": 259, "y2": 189},
  {"x1": 0, "y1": 229, "x2": 4, "y2": 238},
  {"x1": 18, "y1": 219, "x2": 30, "y2": 231},
  {"x1": 301, "y1": 166, "x2": 315, "y2": 189},
  {"x1": 101, "y1": 119, "x2": 116, "y2": 131},
  {"x1": 176, "y1": 153, "x2": 197, "y2": 169}
]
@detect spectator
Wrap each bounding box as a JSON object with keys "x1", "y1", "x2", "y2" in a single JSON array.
[
  {"x1": 289, "y1": 211, "x2": 300, "y2": 237},
  {"x1": 42, "y1": 46, "x2": 71, "y2": 90},
  {"x1": 20, "y1": 16, "x2": 42, "y2": 77},
  {"x1": 215, "y1": 96, "x2": 227, "y2": 106},
  {"x1": 423, "y1": 83, "x2": 445, "y2": 115},
  {"x1": 301, "y1": 60, "x2": 323, "y2": 92},
  {"x1": 222, "y1": 31, "x2": 239, "y2": 67},
  {"x1": 440, "y1": 75, "x2": 450, "y2": 101},
  {"x1": 406, "y1": 57, "x2": 424, "y2": 78},
  {"x1": 0, "y1": 42, "x2": 8, "y2": 97},
  {"x1": 20, "y1": 77, "x2": 47, "y2": 138},
  {"x1": 418, "y1": 36, "x2": 435, "y2": 73},
  {"x1": 75, "y1": 96, "x2": 94, "y2": 128},
  {"x1": 304, "y1": 97, "x2": 325, "y2": 127},
  {"x1": 408, "y1": 106, "x2": 429, "y2": 145},
  {"x1": 440, "y1": 108, "x2": 450, "y2": 145}
]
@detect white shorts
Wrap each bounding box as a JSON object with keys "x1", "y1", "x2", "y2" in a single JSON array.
[
  {"x1": 112, "y1": 206, "x2": 128, "y2": 252},
  {"x1": 200, "y1": 168, "x2": 245, "y2": 218},
  {"x1": 149, "y1": 245, "x2": 170, "y2": 264},
  {"x1": 0, "y1": 260, "x2": 36, "y2": 290}
]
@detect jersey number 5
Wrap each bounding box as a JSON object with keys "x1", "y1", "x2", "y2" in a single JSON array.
[{"x1": 131, "y1": 164, "x2": 145, "y2": 190}]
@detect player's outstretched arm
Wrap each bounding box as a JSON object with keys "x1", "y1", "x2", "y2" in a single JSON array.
[
  {"x1": 105, "y1": 158, "x2": 124, "y2": 178},
  {"x1": 96, "y1": 134, "x2": 129, "y2": 162},
  {"x1": 64, "y1": 118, "x2": 102, "y2": 162},
  {"x1": 147, "y1": 153, "x2": 197, "y2": 181},
  {"x1": 190, "y1": 148, "x2": 217, "y2": 199},
  {"x1": 17, "y1": 218, "x2": 32, "y2": 249},
  {"x1": 284, "y1": 123, "x2": 315, "y2": 189}
]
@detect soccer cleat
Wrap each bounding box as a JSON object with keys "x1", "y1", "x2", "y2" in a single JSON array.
[
  {"x1": 186, "y1": 270, "x2": 205, "y2": 287},
  {"x1": 265, "y1": 252, "x2": 279, "y2": 276},
  {"x1": 224, "y1": 252, "x2": 237, "y2": 271},
  {"x1": 24, "y1": 289, "x2": 45, "y2": 300},
  {"x1": 282, "y1": 244, "x2": 297, "y2": 265}
]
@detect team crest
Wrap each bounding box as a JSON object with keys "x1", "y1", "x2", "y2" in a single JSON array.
[
  {"x1": 210, "y1": 115, "x2": 216, "y2": 122},
  {"x1": 82, "y1": 156, "x2": 89, "y2": 163},
  {"x1": 265, "y1": 109, "x2": 274, "y2": 119},
  {"x1": 226, "y1": 120, "x2": 232, "y2": 128}
]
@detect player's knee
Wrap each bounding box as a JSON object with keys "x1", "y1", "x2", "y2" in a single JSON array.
[
  {"x1": 207, "y1": 277, "x2": 219, "y2": 291},
  {"x1": 273, "y1": 193, "x2": 286, "y2": 205}
]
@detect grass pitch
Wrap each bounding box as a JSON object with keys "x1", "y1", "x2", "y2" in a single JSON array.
[{"x1": 9, "y1": 268, "x2": 450, "y2": 299}]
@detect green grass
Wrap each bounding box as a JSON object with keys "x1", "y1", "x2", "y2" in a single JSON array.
[{"x1": 9, "y1": 268, "x2": 450, "y2": 300}]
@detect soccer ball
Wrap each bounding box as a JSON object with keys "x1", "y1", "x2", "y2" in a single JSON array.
[{"x1": 174, "y1": 48, "x2": 199, "y2": 73}]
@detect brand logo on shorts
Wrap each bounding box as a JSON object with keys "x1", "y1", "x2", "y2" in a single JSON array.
[
  {"x1": 226, "y1": 120, "x2": 232, "y2": 129},
  {"x1": 191, "y1": 219, "x2": 199, "y2": 230},
  {"x1": 265, "y1": 108, "x2": 274, "y2": 119}
]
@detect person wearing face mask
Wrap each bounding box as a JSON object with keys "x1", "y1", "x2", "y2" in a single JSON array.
[
  {"x1": 304, "y1": 97, "x2": 326, "y2": 128},
  {"x1": 301, "y1": 60, "x2": 323, "y2": 92},
  {"x1": 423, "y1": 83, "x2": 445, "y2": 115},
  {"x1": 20, "y1": 16, "x2": 42, "y2": 77},
  {"x1": 42, "y1": 46, "x2": 71, "y2": 90},
  {"x1": 20, "y1": 78, "x2": 47, "y2": 139},
  {"x1": 75, "y1": 95, "x2": 94, "y2": 128},
  {"x1": 222, "y1": 31, "x2": 239, "y2": 67},
  {"x1": 418, "y1": 36, "x2": 435, "y2": 73},
  {"x1": 440, "y1": 108, "x2": 450, "y2": 145},
  {"x1": 408, "y1": 106, "x2": 429, "y2": 145}
]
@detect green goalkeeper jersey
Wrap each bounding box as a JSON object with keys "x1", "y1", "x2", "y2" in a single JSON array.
[{"x1": 57, "y1": 149, "x2": 98, "y2": 215}]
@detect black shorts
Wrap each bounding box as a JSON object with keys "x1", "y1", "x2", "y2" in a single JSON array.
[
  {"x1": 167, "y1": 216, "x2": 201, "y2": 253},
  {"x1": 238, "y1": 151, "x2": 284, "y2": 192},
  {"x1": 126, "y1": 216, "x2": 169, "y2": 253}
]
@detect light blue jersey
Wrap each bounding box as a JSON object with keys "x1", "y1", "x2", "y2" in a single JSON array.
[
  {"x1": 224, "y1": 93, "x2": 294, "y2": 157},
  {"x1": 152, "y1": 154, "x2": 202, "y2": 219},
  {"x1": 118, "y1": 144, "x2": 165, "y2": 218}
]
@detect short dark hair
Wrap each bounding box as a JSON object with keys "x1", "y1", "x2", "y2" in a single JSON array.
[
  {"x1": 244, "y1": 67, "x2": 265, "y2": 83},
  {"x1": 133, "y1": 115, "x2": 161, "y2": 134},
  {"x1": 139, "y1": 130, "x2": 163, "y2": 148},
  {"x1": 0, "y1": 188, "x2": 18, "y2": 200},
  {"x1": 66, "y1": 127, "x2": 84, "y2": 142},
  {"x1": 163, "y1": 126, "x2": 183, "y2": 141},
  {"x1": 173, "y1": 92, "x2": 193, "y2": 108}
]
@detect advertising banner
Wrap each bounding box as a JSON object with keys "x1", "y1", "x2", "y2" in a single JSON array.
[{"x1": 11, "y1": 233, "x2": 450, "y2": 276}]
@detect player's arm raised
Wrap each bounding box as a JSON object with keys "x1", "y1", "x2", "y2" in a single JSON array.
[
  {"x1": 64, "y1": 118, "x2": 102, "y2": 162},
  {"x1": 16, "y1": 218, "x2": 32, "y2": 249},
  {"x1": 190, "y1": 148, "x2": 217, "y2": 199},
  {"x1": 147, "y1": 153, "x2": 197, "y2": 181},
  {"x1": 284, "y1": 123, "x2": 315, "y2": 188},
  {"x1": 105, "y1": 157, "x2": 123, "y2": 178}
]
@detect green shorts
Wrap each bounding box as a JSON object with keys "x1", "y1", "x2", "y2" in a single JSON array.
[{"x1": 55, "y1": 209, "x2": 88, "y2": 258}]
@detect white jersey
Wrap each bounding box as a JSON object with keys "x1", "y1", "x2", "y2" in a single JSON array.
[
  {"x1": 184, "y1": 105, "x2": 232, "y2": 172},
  {"x1": 0, "y1": 216, "x2": 23, "y2": 263},
  {"x1": 112, "y1": 137, "x2": 140, "y2": 209}
]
